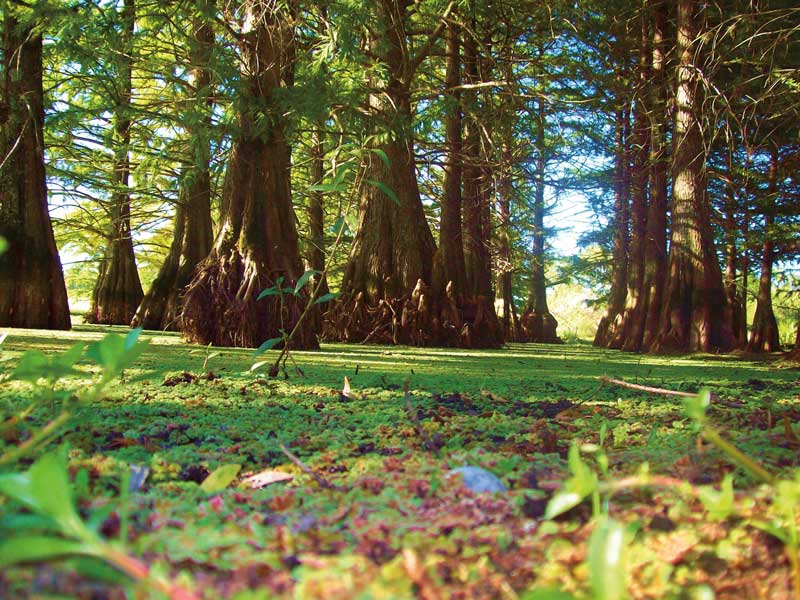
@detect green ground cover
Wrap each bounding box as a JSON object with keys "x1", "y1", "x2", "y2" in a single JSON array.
[{"x1": 1, "y1": 326, "x2": 799, "y2": 599}]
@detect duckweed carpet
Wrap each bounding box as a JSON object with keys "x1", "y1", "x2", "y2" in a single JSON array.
[{"x1": 1, "y1": 325, "x2": 799, "y2": 599}]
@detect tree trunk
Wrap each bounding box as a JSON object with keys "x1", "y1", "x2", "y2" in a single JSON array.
[
  {"x1": 87, "y1": 0, "x2": 143, "y2": 325},
  {"x1": 461, "y1": 23, "x2": 501, "y2": 345},
  {"x1": 497, "y1": 143, "x2": 520, "y2": 342},
  {"x1": 614, "y1": 5, "x2": 651, "y2": 352},
  {"x1": 652, "y1": 0, "x2": 734, "y2": 353},
  {"x1": 133, "y1": 3, "x2": 214, "y2": 330},
  {"x1": 323, "y1": 0, "x2": 496, "y2": 348},
  {"x1": 180, "y1": 0, "x2": 318, "y2": 350},
  {"x1": 307, "y1": 125, "x2": 329, "y2": 303},
  {"x1": 521, "y1": 97, "x2": 560, "y2": 344},
  {"x1": 594, "y1": 108, "x2": 630, "y2": 347},
  {"x1": 0, "y1": 14, "x2": 71, "y2": 330},
  {"x1": 640, "y1": 0, "x2": 669, "y2": 350},
  {"x1": 722, "y1": 173, "x2": 746, "y2": 348},
  {"x1": 435, "y1": 19, "x2": 467, "y2": 300},
  {"x1": 747, "y1": 151, "x2": 781, "y2": 352}
]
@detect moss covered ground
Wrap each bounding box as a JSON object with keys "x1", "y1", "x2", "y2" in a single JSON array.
[{"x1": 1, "y1": 325, "x2": 799, "y2": 599}]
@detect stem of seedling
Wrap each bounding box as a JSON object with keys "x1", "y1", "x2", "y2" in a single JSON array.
[{"x1": 269, "y1": 161, "x2": 366, "y2": 376}]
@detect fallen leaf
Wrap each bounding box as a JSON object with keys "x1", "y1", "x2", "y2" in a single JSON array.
[{"x1": 242, "y1": 469, "x2": 293, "y2": 489}]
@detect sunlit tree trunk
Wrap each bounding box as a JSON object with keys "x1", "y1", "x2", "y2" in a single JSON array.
[
  {"x1": 747, "y1": 150, "x2": 781, "y2": 352},
  {"x1": 497, "y1": 143, "x2": 520, "y2": 341},
  {"x1": 461, "y1": 21, "x2": 501, "y2": 345},
  {"x1": 436, "y1": 19, "x2": 467, "y2": 296},
  {"x1": 87, "y1": 0, "x2": 143, "y2": 325},
  {"x1": 594, "y1": 108, "x2": 630, "y2": 347},
  {"x1": 0, "y1": 13, "x2": 71, "y2": 329},
  {"x1": 181, "y1": 0, "x2": 318, "y2": 349},
  {"x1": 652, "y1": 0, "x2": 734, "y2": 353},
  {"x1": 640, "y1": 0, "x2": 669, "y2": 350},
  {"x1": 133, "y1": 2, "x2": 214, "y2": 330},
  {"x1": 520, "y1": 97, "x2": 560, "y2": 343},
  {"x1": 614, "y1": 4, "x2": 651, "y2": 351},
  {"x1": 307, "y1": 125, "x2": 329, "y2": 303}
]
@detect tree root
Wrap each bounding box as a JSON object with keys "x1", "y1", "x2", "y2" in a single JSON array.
[{"x1": 322, "y1": 279, "x2": 502, "y2": 348}]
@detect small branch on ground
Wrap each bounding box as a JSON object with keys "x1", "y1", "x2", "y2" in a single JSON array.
[
  {"x1": 599, "y1": 377, "x2": 746, "y2": 408},
  {"x1": 278, "y1": 443, "x2": 350, "y2": 492}
]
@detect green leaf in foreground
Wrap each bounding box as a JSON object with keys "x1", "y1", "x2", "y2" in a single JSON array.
[
  {"x1": 86, "y1": 329, "x2": 149, "y2": 377},
  {"x1": 314, "y1": 292, "x2": 340, "y2": 305},
  {"x1": 0, "y1": 536, "x2": 93, "y2": 568},
  {"x1": 253, "y1": 337, "x2": 282, "y2": 358},
  {"x1": 588, "y1": 517, "x2": 629, "y2": 600},
  {"x1": 200, "y1": 464, "x2": 242, "y2": 493},
  {"x1": 698, "y1": 474, "x2": 735, "y2": 521},
  {"x1": 294, "y1": 269, "x2": 317, "y2": 295}
]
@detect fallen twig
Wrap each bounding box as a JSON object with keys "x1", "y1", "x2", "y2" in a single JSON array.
[
  {"x1": 599, "y1": 377, "x2": 746, "y2": 408},
  {"x1": 278, "y1": 443, "x2": 350, "y2": 492}
]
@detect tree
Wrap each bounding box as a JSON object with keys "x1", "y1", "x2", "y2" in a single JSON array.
[
  {"x1": 323, "y1": 0, "x2": 502, "y2": 347},
  {"x1": 86, "y1": 0, "x2": 144, "y2": 325},
  {"x1": 0, "y1": 7, "x2": 71, "y2": 330},
  {"x1": 180, "y1": 0, "x2": 318, "y2": 349},
  {"x1": 652, "y1": 0, "x2": 734, "y2": 353},
  {"x1": 132, "y1": 1, "x2": 215, "y2": 331}
]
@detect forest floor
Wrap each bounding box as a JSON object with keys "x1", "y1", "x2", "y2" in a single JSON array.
[{"x1": 1, "y1": 325, "x2": 799, "y2": 599}]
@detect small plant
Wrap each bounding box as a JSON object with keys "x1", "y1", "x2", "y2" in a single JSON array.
[{"x1": 0, "y1": 329, "x2": 198, "y2": 598}]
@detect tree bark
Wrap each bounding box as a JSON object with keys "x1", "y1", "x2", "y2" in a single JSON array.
[
  {"x1": 133, "y1": 2, "x2": 214, "y2": 330},
  {"x1": 435, "y1": 19, "x2": 467, "y2": 299},
  {"x1": 323, "y1": 0, "x2": 497, "y2": 348},
  {"x1": 594, "y1": 108, "x2": 630, "y2": 347},
  {"x1": 180, "y1": 0, "x2": 318, "y2": 349},
  {"x1": 497, "y1": 143, "x2": 520, "y2": 341},
  {"x1": 520, "y1": 97, "x2": 560, "y2": 344},
  {"x1": 461, "y1": 22, "x2": 501, "y2": 344},
  {"x1": 0, "y1": 14, "x2": 71, "y2": 329},
  {"x1": 614, "y1": 4, "x2": 652, "y2": 352},
  {"x1": 87, "y1": 0, "x2": 144, "y2": 325},
  {"x1": 747, "y1": 150, "x2": 781, "y2": 352},
  {"x1": 640, "y1": 0, "x2": 669, "y2": 350},
  {"x1": 307, "y1": 125, "x2": 329, "y2": 303},
  {"x1": 652, "y1": 0, "x2": 734, "y2": 353}
]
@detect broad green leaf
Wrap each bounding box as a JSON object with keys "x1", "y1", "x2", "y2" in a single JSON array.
[
  {"x1": 314, "y1": 292, "x2": 340, "y2": 305},
  {"x1": 0, "y1": 451, "x2": 85, "y2": 539},
  {"x1": 588, "y1": 517, "x2": 628, "y2": 600},
  {"x1": 0, "y1": 536, "x2": 93, "y2": 567},
  {"x1": 250, "y1": 361, "x2": 269, "y2": 372},
  {"x1": 11, "y1": 350, "x2": 49, "y2": 383},
  {"x1": 369, "y1": 148, "x2": 391, "y2": 167},
  {"x1": 252, "y1": 337, "x2": 282, "y2": 358},
  {"x1": 294, "y1": 270, "x2": 317, "y2": 295},
  {"x1": 366, "y1": 179, "x2": 400, "y2": 205},
  {"x1": 124, "y1": 328, "x2": 142, "y2": 352},
  {"x1": 257, "y1": 286, "x2": 280, "y2": 300},
  {"x1": 698, "y1": 474, "x2": 735, "y2": 521},
  {"x1": 330, "y1": 215, "x2": 347, "y2": 236},
  {"x1": 0, "y1": 236, "x2": 7, "y2": 255},
  {"x1": 333, "y1": 160, "x2": 356, "y2": 186},
  {"x1": 544, "y1": 491, "x2": 584, "y2": 519},
  {"x1": 86, "y1": 331, "x2": 149, "y2": 376},
  {"x1": 200, "y1": 464, "x2": 242, "y2": 493},
  {"x1": 684, "y1": 389, "x2": 711, "y2": 425}
]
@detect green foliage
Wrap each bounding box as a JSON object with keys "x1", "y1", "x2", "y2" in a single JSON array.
[{"x1": 1, "y1": 328, "x2": 799, "y2": 597}]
